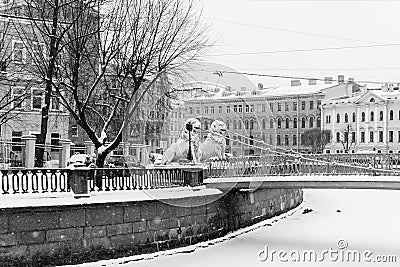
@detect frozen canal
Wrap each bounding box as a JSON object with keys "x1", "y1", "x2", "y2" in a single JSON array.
[{"x1": 71, "y1": 189, "x2": 400, "y2": 267}]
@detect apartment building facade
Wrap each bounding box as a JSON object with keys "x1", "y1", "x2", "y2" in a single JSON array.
[
  {"x1": 183, "y1": 81, "x2": 336, "y2": 156},
  {"x1": 322, "y1": 84, "x2": 400, "y2": 153},
  {"x1": 0, "y1": 3, "x2": 69, "y2": 146}
]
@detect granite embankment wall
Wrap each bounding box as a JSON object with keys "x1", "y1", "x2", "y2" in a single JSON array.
[{"x1": 0, "y1": 188, "x2": 303, "y2": 266}]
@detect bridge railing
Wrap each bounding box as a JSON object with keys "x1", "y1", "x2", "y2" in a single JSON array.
[
  {"x1": 305, "y1": 153, "x2": 400, "y2": 170},
  {"x1": 204, "y1": 155, "x2": 400, "y2": 178},
  {"x1": 0, "y1": 167, "x2": 202, "y2": 196}
]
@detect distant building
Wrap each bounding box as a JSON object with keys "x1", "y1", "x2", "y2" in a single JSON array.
[
  {"x1": 322, "y1": 83, "x2": 400, "y2": 153},
  {"x1": 179, "y1": 74, "x2": 357, "y2": 155}
]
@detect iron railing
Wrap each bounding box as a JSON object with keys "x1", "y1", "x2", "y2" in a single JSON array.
[
  {"x1": 204, "y1": 155, "x2": 400, "y2": 178},
  {"x1": 87, "y1": 168, "x2": 189, "y2": 191},
  {"x1": 0, "y1": 167, "x2": 200, "y2": 195},
  {"x1": 306, "y1": 153, "x2": 400, "y2": 170},
  {"x1": 0, "y1": 169, "x2": 70, "y2": 195}
]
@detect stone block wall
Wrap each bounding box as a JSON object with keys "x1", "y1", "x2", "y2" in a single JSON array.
[{"x1": 0, "y1": 188, "x2": 303, "y2": 266}]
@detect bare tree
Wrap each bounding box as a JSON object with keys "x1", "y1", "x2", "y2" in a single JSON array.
[
  {"x1": 339, "y1": 124, "x2": 355, "y2": 153},
  {"x1": 41, "y1": 0, "x2": 212, "y2": 167},
  {"x1": 11, "y1": 0, "x2": 102, "y2": 165}
]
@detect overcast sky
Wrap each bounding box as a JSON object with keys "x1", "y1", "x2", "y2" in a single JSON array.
[{"x1": 200, "y1": 0, "x2": 400, "y2": 87}]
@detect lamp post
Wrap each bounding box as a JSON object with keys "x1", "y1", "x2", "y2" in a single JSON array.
[{"x1": 186, "y1": 122, "x2": 193, "y2": 161}]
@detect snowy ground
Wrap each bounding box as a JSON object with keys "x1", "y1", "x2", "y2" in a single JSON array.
[{"x1": 64, "y1": 189, "x2": 400, "y2": 267}]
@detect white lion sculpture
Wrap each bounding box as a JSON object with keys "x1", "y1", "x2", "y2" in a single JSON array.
[
  {"x1": 159, "y1": 118, "x2": 201, "y2": 164},
  {"x1": 200, "y1": 120, "x2": 227, "y2": 161}
]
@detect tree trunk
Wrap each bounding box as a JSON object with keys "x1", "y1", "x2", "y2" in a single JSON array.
[{"x1": 35, "y1": 0, "x2": 59, "y2": 166}]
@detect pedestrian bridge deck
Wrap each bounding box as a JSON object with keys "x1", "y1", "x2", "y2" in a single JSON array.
[{"x1": 203, "y1": 175, "x2": 400, "y2": 190}]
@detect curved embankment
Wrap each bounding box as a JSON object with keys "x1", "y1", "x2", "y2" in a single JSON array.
[{"x1": 0, "y1": 187, "x2": 303, "y2": 265}]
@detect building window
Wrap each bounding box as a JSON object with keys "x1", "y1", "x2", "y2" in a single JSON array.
[
  {"x1": 12, "y1": 87, "x2": 25, "y2": 109},
  {"x1": 189, "y1": 107, "x2": 193, "y2": 114},
  {"x1": 336, "y1": 132, "x2": 340, "y2": 143},
  {"x1": 238, "y1": 120, "x2": 242, "y2": 129},
  {"x1": 269, "y1": 135, "x2": 273, "y2": 145},
  {"x1": 301, "y1": 118, "x2": 306, "y2": 128},
  {"x1": 226, "y1": 106, "x2": 230, "y2": 113},
  {"x1": 317, "y1": 118, "x2": 321, "y2": 128},
  {"x1": 12, "y1": 131, "x2": 23, "y2": 152},
  {"x1": 370, "y1": 131, "x2": 374, "y2": 143},
  {"x1": 32, "y1": 88, "x2": 43, "y2": 110},
  {"x1": 310, "y1": 101, "x2": 314, "y2": 110},
  {"x1": 361, "y1": 112, "x2": 365, "y2": 122},
  {"x1": 218, "y1": 106, "x2": 222, "y2": 113},
  {"x1": 326, "y1": 115, "x2": 330, "y2": 124},
  {"x1": 352, "y1": 112, "x2": 356, "y2": 122},
  {"x1": 270, "y1": 103, "x2": 273, "y2": 112},
  {"x1": 389, "y1": 131, "x2": 394, "y2": 142},
  {"x1": 250, "y1": 105, "x2": 254, "y2": 112},
  {"x1": 233, "y1": 120, "x2": 237, "y2": 130},
  {"x1": 233, "y1": 105, "x2": 237, "y2": 113},
  {"x1": 379, "y1": 131, "x2": 383, "y2": 142},
  {"x1": 51, "y1": 132, "x2": 60, "y2": 146},
  {"x1": 285, "y1": 102, "x2": 289, "y2": 111},
  {"x1": 390, "y1": 110, "x2": 394, "y2": 120},
  {"x1": 245, "y1": 105, "x2": 250, "y2": 113},
  {"x1": 293, "y1": 118, "x2": 297, "y2": 128},
  {"x1": 210, "y1": 106, "x2": 214, "y2": 114},
  {"x1": 277, "y1": 135, "x2": 281, "y2": 146},
  {"x1": 262, "y1": 104, "x2": 266, "y2": 112},
  {"x1": 336, "y1": 113, "x2": 340, "y2": 123},
  {"x1": 398, "y1": 131, "x2": 400, "y2": 142},
  {"x1": 285, "y1": 118, "x2": 290, "y2": 128},
  {"x1": 380, "y1": 111, "x2": 384, "y2": 121},
  {"x1": 270, "y1": 119, "x2": 274, "y2": 128},
  {"x1": 351, "y1": 132, "x2": 356, "y2": 143},
  {"x1": 301, "y1": 101, "x2": 305, "y2": 110},
  {"x1": 293, "y1": 135, "x2": 297, "y2": 145},
  {"x1": 370, "y1": 111, "x2": 374, "y2": 122},
  {"x1": 262, "y1": 119, "x2": 266, "y2": 129},
  {"x1": 238, "y1": 105, "x2": 242, "y2": 113},
  {"x1": 245, "y1": 120, "x2": 249, "y2": 130},
  {"x1": 196, "y1": 107, "x2": 200, "y2": 114},
  {"x1": 293, "y1": 102, "x2": 297, "y2": 111},
  {"x1": 250, "y1": 120, "x2": 255, "y2": 130},
  {"x1": 71, "y1": 124, "x2": 78, "y2": 137},
  {"x1": 12, "y1": 41, "x2": 24, "y2": 63},
  {"x1": 226, "y1": 120, "x2": 230, "y2": 130},
  {"x1": 284, "y1": 135, "x2": 289, "y2": 145},
  {"x1": 344, "y1": 113, "x2": 348, "y2": 123},
  {"x1": 361, "y1": 132, "x2": 365, "y2": 143},
  {"x1": 277, "y1": 103, "x2": 282, "y2": 111},
  {"x1": 277, "y1": 118, "x2": 282, "y2": 128},
  {"x1": 204, "y1": 107, "x2": 208, "y2": 114},
  {"x1": 309, "y1": 117, "x2": 314, "y2": 128},
  {"x1": 51, "y1": 94, "x2": 60, "y2": 111}
]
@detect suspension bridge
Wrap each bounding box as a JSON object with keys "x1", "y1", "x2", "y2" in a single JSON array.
[{"x1": 203, "y1": 130, "x2": 400, "y2": 191}]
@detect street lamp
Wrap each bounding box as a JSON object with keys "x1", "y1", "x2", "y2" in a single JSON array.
[{"x1": 186, "y1": 122, "x2": 193, "y2": 161}]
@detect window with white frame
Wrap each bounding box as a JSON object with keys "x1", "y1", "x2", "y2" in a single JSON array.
[
  {"x1": 32, "y1": 88, "x2": 43, "y2": 110},
  {"x1": 71, "y1": 124, "x2": 78, "y2": 137},
  {"x1": 51, "y1": 132, "x2": 60, "y2": 147},
  {"x1": 51, "y1": 91, "x2": 60, "y2": 111},
  {"x1": 12, "y1": 41, "x2": 24, "y2": 63},
  {"x1": 12, "y1": 87, "x2": 25, "y2": 109}
]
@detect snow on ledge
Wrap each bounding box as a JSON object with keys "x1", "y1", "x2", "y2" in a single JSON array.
[{"x1": 0, "y1": 186, "x2": 224, "y2": 209}]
